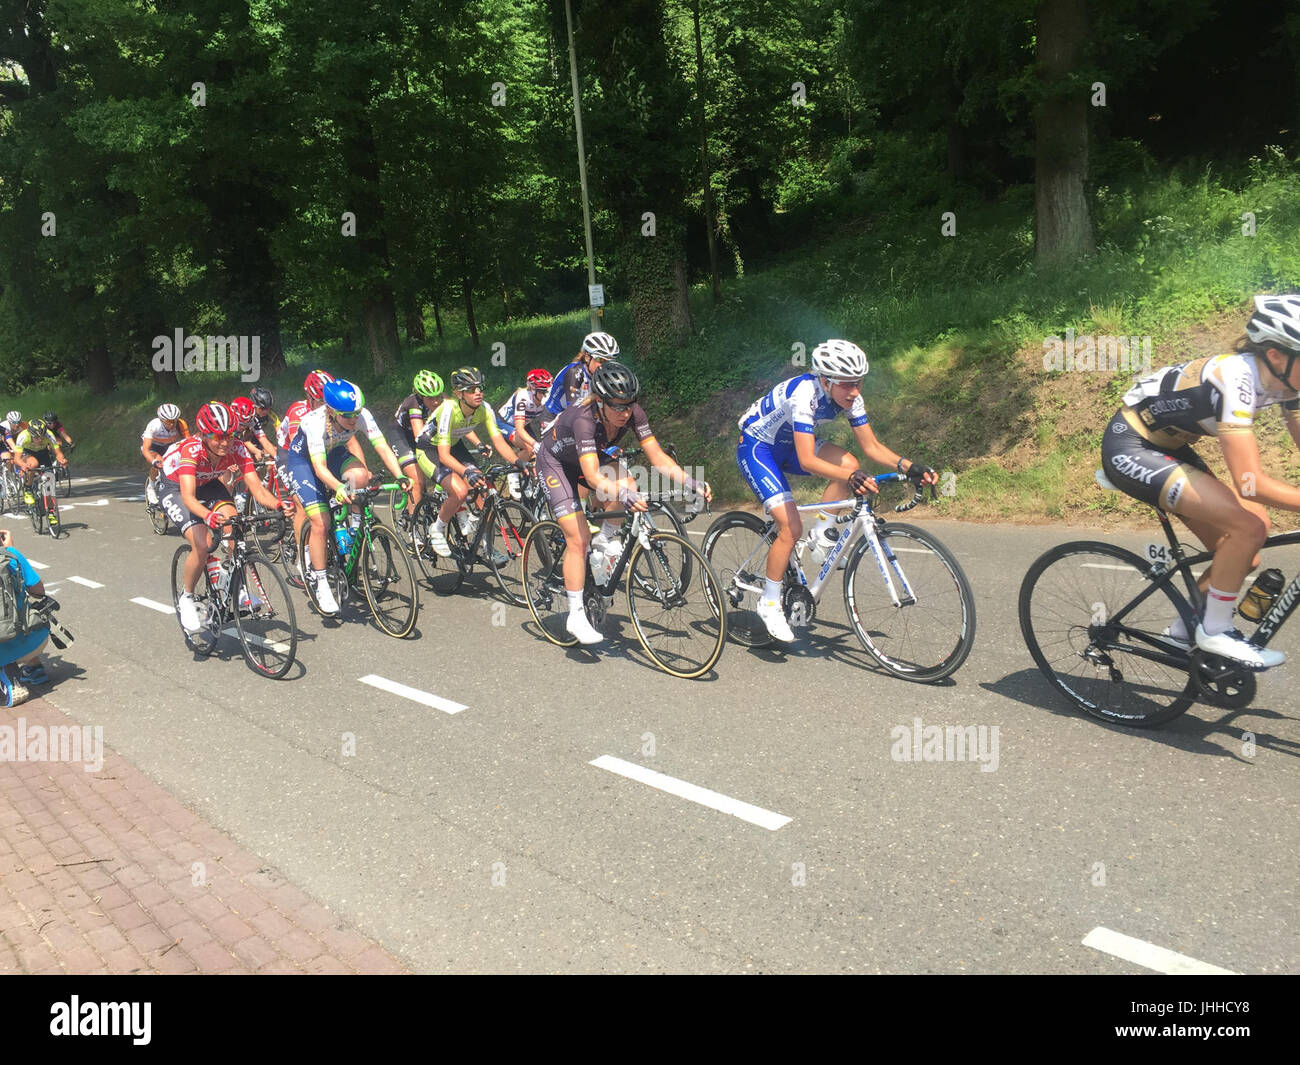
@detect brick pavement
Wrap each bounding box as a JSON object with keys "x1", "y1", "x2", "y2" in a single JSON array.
[{"x1": 0, "y1": 696, "x2": 408, "y2": 974}]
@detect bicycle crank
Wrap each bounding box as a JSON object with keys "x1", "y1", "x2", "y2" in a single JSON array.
[
  {"x1": 1189, "y1": 650, "x2": 1257, "y2": 709},
  {"x1": 584, "y1": 589, "x2": 610, "y2": 630},
  {"x1": 783, "y1": 586, "x2": 817, "y2": 629}
]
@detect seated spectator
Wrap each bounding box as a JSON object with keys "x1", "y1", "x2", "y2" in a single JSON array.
[{"x1": 0, "y1": 528, "x2": 53, "y2": 707}]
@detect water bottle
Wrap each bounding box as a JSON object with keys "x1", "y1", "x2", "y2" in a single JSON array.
[
  {"x1": 346, "y1": 510, "x2": 362, "y2": 532},
  {"x1": 1238, "y1": 568, "x2": 1285, "y2": 622},
  {"x1": 205, "y1": 557, "x2": 229, "y2": 595},
  {"x1": 334, "y1": 525, "x2": 353, "y2": 556},
  {"x1": 458, "y1": 509, "x2": 477, "y2": 536}
]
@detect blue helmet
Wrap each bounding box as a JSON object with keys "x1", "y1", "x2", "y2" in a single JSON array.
[{"x1": 323, "y1": 379, "x2": 364, "y2": 414}]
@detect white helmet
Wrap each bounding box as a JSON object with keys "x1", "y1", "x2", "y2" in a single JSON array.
[
  {"x1": 1247, "y1": 294, "x2": 1300, "y2": 353},
  {"x1": 5, "y1": 411, "x2": 20, "y2": 424},
  {"x1": 157, "y1": 403, "x2": 180, "y2": 421},
  {"x1": 811, "y1": 339, "x2": 868, "y2": 381},
  {"x1": 580, "y1": 331, "x2": 620, "y2": 360}
]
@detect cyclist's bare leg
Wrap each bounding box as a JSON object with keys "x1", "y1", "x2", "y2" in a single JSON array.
[
  {"x1": 810, "y1": 443, "x2": 860, "y2": 525},
  {"x1": 556, "y1": 510, "x2": 592, "y2": 591},
  {"x1": 766, "y1": 501, "x2": 802, "y2": 582},
  {"x1": 437, "y1": 472, "x2": 468, "y2": 525},
  {"x1": 1168, "y1": 469, "x2": 1268, "y2": 596},
  {"x1": 183, "y1": 502, "x2": 237, "y2": 594}
]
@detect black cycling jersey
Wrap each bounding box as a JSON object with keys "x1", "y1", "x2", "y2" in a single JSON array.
[
  {"x1": 539, "y1": 401, "x2": 653, "y2": 472},
  {"x1": 393, "y1": 393, "x2": 435, "y2": 433}
]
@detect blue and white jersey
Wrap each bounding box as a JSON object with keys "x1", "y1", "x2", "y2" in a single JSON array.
[
  {"x1": 543, "y1": 362, "x2": 590, "y2": 416},
  {"x1": 738, "y1": 374, "x2": 868, "y2": 446}
]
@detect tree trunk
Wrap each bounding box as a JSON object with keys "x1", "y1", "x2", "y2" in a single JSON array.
[
  {"x1": 622, "y1": 221, "x2": 694, "y2": 361},
  {"x1": 690, "y1": 0, "x2": 722, "y2": 304},
  {"x1": 364, "y1": 289, "x2": 401, "y2": 373},
  {"x1": 463, "y1": 278, "x2": 479, "y2": 347},
  {"x1": 85, "y1": 340, "x2": 115, "y2": 395},
  {"x1": 432, "y1": 300, "x2": 444, "y2": 339},
  {"x1": 405, "y1": 302, "x2": 426, "y2": 342},
  {"x1": 1034, "y1": 0, "x2": 1094, "y2": 269}
]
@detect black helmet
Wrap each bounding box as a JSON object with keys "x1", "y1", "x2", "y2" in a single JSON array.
[
  {"x1": 43, "y1": 411, "x2": 57, "y2": 422},
  {"x1": 450, "y1": 366, "x2": 484, "y2": 391},
  {"x1": 251, "y1": 387, "x2": 274, "y2": 408},
  {"x1": 592, "y1": 361, "x2": 640, "y2": 403}
]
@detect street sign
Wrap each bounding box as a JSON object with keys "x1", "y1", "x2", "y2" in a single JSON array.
[{"x1": 588, "y1": 284, "x2": 605, "y2": 307}]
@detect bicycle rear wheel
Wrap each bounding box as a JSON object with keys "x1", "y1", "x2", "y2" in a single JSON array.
[
  {"x1": 1019, "y1": 541, "x2": 1197, "y2": 727},
  {"x1": 521, "y1": 520, "x2": 579, "y2": 646},
  {"x1": 28, "y1": 491, "x2": 42, "y2": 534},
  {"x1": 55, "y1": 464, "x2": 71, "y2": 497},
  {"x1": 243, "y1": 492, "x2": 284, "y2": 563},
  {"x1": 701, "y1": 510, "x2": 773, "y2": 647},
  {"x1": 843, "y1": 523, "x2": 976, "y2": 682},
  {"x1": 360, "y1": 522, "x2": 419, "y2": 637},
  {"x1": 417, "y1": 500, "x2": 469, "y2": 596},
  {"x1": 297, "y1": 527, "x2": 348, "y2": 615},
  {"x1": 485, "y1": 499, "x2": 534, "y2": 607},
  {"x1": 626, "y1": 532, "x2": 726, "y2": 678},
  {"x1": 170, "y1": 544, "x2": 220, "y2": 656},
  {"x1": 231, "y1": 556, "x2": 298, "y2": 677}
]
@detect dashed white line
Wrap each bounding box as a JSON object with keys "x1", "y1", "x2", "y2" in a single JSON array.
[
  {"x1": 1082, "y1": 927, "x2": 1238, "y2": 975},
  {"x1": 66, "y1": 576, "x2": 104, "y2": 589},
  {"x1": 221, "y1": 627, "x2": 291, "y2": 655},
  {"x1": 589, "y1": 755, "x2": 792, "y2": 830},
  {"x1": 358, "y1": 674, "x2": 467, "y2": 714},
  {"x1": 130, "y1": 597, "x2": 174, "y2": 614},
  {"x1": 27, "y1": 560, "x2": 49, "y2": 570}
]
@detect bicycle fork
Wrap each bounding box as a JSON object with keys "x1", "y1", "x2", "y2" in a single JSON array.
[{"x1": 860, "y1": 522, "x2": 917, "y2": 608}]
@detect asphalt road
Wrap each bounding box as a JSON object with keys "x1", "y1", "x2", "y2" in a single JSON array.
[{"x1": 15, "y1": 472, "x2": 1299, "y2": 973}]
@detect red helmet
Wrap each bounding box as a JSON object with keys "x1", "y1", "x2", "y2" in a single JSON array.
[
  {"x1": 229, "y1": 397, "x2": 255, "y2": 425},
  {"x1": 526, "y1": 368, "x2": 553, "y2": 390},
  {"x1": 196, "y1": 401, "x2": 236, "y2": 435},
  {"x1": 304, "y1": 369, "x2": 335, "y2": 401}
]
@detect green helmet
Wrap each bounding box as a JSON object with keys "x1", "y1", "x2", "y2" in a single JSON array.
[{"x1": 413, "y1": 369, "x2": 444, "y2": 398}]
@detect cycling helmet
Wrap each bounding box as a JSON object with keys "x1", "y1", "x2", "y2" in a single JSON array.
[
  {"x1": 157, "y1": 403, "x2": 181, "y2": 422},
  {"x1": 43, "y1": 411, "x2": 56, "y2": 423},
  {"x1": 1247, "y1": 294, "x2": 1300, "y2": 386},
  {"x1": 811, "y1": 339, "x2": 869, "y2": 381},
  {"x1": 27, "y1": 418, "x2": 46, "y2": 437},
  {"x1": 229, "y1": 397, "x2": 256, "y2": 424},
  {"x1": 526, "y1": 368, "x2": 553, "y2": 390},
  {"x1": 591, "y1": 360, "x2": 640, "y2": 404},
  {"x1": 449, "y1": 366, "x2": 485, "y2": 391},
  {"x1": 413, "y1": 369, "x2": 444, "y2": 397},
  {"x1": 304, "y1": 369, "x2": 335, "y2": 401},
  {"x1": 196, "y1": 401, "x2": 236, "y2": 435},
  {"x1": 6, "y1": 411, "x2": 20, "y2": 424},
  {"x1": 250, "y1": 387, "x2": 274, "y2": 409},
  {"x1": 323, "y1": 379, "x2": 364, "y2": 414},
  {"x1": 580, "y1": 332, "x2": 620, "y2": 360}
]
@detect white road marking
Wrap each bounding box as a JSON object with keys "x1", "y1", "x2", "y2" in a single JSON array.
[
  {"x1": 589, "y1": 755, "x2": 792, "y2": 830},
  {"x1": 1081, "y1": 563, "x2": 1136, "y2": 571},
  {"x1": 116, "y1": 495, "x2": 146, "y2": 502},
  {"x1": 130, "y1": 597, "x2": 175, "y2": 614},
  {"x1": 81, "y1": 499, "x2": 110, "y2": 506},
  {"x1": 221, "y1": 626, "x2": 291, "y2": 655},
  {"x1": 66, "y1": 576, "x2": 104, "y2": 588},
  {"x1": 27, "y1": 560, "x2": 49, "y2": 570},
  {"x1": 1082, "y1": 927, "x2": 1238, "y2": 975},
  {"x1": 358, "y1": 674, "x2": 467, "y2": 714}
]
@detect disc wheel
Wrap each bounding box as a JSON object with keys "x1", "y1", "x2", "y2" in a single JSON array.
[
  {"x1": 231, "y1": 556, "x2": 298, "y2": 677},
  {"x1": 1019, "y1": 541, "x2": 1197, "y2": 727},
  {"x1": 625, "y1": 531, "x2": 726, "y2": 678},
  {"x1": 521, "y1": 519, "x2": 579, "y2": 647},
  {"x1": 360, "y1": 522, "x2": 419, "y2": 637},
  {"x1": 170, "y1": 543, "x2": 220, "y2": 656},
  {"x1": 701, "y1": 510, "x2": 774, "y2": 647}
]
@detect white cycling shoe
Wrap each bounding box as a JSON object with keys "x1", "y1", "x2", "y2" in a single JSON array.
[
  {"x1": 312, "y1": 575, "x2": 341, "y2": 616},
  {"x1": 177, "y1": 592, "x2": 204, "y2": 633},
  {"x1": 757, "y1": 597, "x2": 795, "y2": 643},
  {"x1": 238, "y1": 587, "x2": 264, "y2": 615},
  {"x1": 1194, "y1": 624, "x2": 1285, "y2": 670},
  {"x1": 428, "y1": 524, "x2": 452, "y2": 558},
  {"x1": 566, "y1": 611, "x2": 603, "y2": 645},
  {"x1": 1154, "y1": 626, "x2": 1191, "y2": 651}
]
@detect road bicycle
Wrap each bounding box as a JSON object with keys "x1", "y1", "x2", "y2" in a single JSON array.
[
  {"x1": 520, "y1": 503, "x2": 727, "y2": 679},
  {"x1": 145, "y1": 473, "x2": 171, "y2": 534},
  {"x1": 407, "y1": 465, "x2": 536, "y2": 606},
  {"x1": 240, "y1": 458, "x2": 293, "y2": 563},
  {"x1": 169, "y1": 512, "x2": 298, "y2": 678},
  {"x1": 296, "y1": 481, "x2": 419, "y2": 637},
  {"x1": 26, "y1": 464, "x2": 66, "y2": 538},
  {"x1": 54, "y1": 457, "x2": 72, "y2": 498},
  {"x1": 702, "y1": 473, "x2": 976, "y2": 682},
  {"x1": 1019, "y1": 469, "x2": 1299, "y2": 727},
  {"x1": 0, "y1": 461, "x2": 23, "y2": 513}
]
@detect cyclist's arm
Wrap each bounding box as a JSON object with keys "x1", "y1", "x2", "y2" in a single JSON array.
[
  {"x1": 579, "y1": 451, "x2": 625, "y2": 504},
  {"x1": 177, "y1": 472, "x2": 218, "y2": 524},
  {"x1": 513, "y1": 414, "x2": 537, "y2": 453},
  {"x1": 370, "y1": 435, "x2": 407, "y2": 481},
  {"x1": 408, "y1": 415, "x2": 425, "y2": 440},
  {"x1": 309, "y1": 450, "x2": 346, "y2": 494},
  {"x1": 640, "y1": 437, "x2": 710, "y2": 500},
  {"x1": 240, "y1": 464, "x2": 287, "y2": 510},
  {"x1": 1219, "y1": 430, "x2": 1300, "y2": 510},
  {"x1": 792, "y1": 430, "x2": 852, "y2": 481}
]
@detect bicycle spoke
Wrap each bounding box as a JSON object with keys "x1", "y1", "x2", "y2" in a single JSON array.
[{"x1": 626, "y1": 532, "x2": 726, "y2": 678}]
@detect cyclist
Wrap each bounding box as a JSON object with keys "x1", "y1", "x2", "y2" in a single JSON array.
[
  {"x1": 416, "y1": 366, "x2": 528, "y2": 559},
  {"x1": 161, "y1": 402, "x2": 293, "y2": 633},
  {"x1": 535, "y1": 361, "x2": 710, "y2": 645},
  {"x1": 542, "y1": 332, "x2": 620, "y2": 418},
  {"x1": 282, "y1": 378, "x2": 409, "y2": 616},
  {"x1": 736, "y1": 339, "x2": 938, "y2": 644},
  {"x1": 14, "y1": 418, "x2": 68, "y2": 506},
  {"x1": 141, "y1": 404, "x2": 189, "y2": 503},
  {"x1": 386, "y1": 370, "x2": 444, "y2": 531},
  {"x1": 277, "y1": 370, "x2": 334, "y2": 566},
  {"x1": 1100, "y1": 294, "x2": 1300, "y2": 670},
  {"x1": 2, "y1": 411, "x2": 24, "y2": 468},
  {"x1": 42, "y1": 412, "x2": 74, "y2": 450}
]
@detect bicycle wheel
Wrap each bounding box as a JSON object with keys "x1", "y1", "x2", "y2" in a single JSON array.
[
  {"x1": 28, "y1": 490, "x2": 42, "y2": 534},
  {"x1": 55, "y1": 465, "x2": 71, "y2": 497},
  {"x1": 626, "y1": 532, "x2": 726, "y2": 678},
  {"x1": 244, "y1": 491, "x2": 283, "y2": 563},
  {"x1": 360, "y1": 522, "x2": 419, "y2": 637},
  {"x1": 842, "y1": 522, "x2": 975, "y2": 682},
  {"x1": 1019, "y1": 541, "x2": 1197, "y2": 726},
  {"x1": 297, "y1": 525, "x2": 348, "y2": 615},
  {"x1": 485, "y1": 499, "x2": 534, "y2": 607},
  {"x1": 45, "y1": 483, "x2": 65, "y2": 539},
  {"x1": 149, "y1": 500, "x2": 170, "y2": 535},
  {"x1": 521, "y1": 519, "x2": 579, "y2": 647},
  {"x1": 170, "y1": 543, "x2": 220, "y2": 656},
  {"x1": 231, "y1": 555, "x2": 298, "y2": 677},
  {"x1": 646, "y1": 500, "x2": 693, "y2": 585},
  {"x1": 701, "y1": 510, "x2": 774, "y2": 647},
  {"x1": 419, "y1": 501, "x2": 469, "y2": 596}
]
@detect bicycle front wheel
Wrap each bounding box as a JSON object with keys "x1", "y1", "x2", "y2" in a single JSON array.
[
  {"x1": 843, "y1": 523, "x2": 976, "y2": 682},
  {"x1": 485, "y1": 499, "x2": 534, "y2": 607},
  {"x1": 701, "y1": 510, "x2": 773, "y2": 647},
  {"x1": 231, "y1": 556, "x2": 298, "y2": 677},
  {"x1": 1019, "y1": 541, "x2": 1196, "y2": 727},
  {"x1": 170, "y1": 543, "x2": 220, "y2": 656},
  {"x1": 244, "y1": 492, "x2": 283, "y2": 563},
  {"x1": 626, "y1": 532, "x2": 726, "y2": 678},
  {"x1": 521, "y1": 519, "x2": 579, "y2": 647},
  {"x1": 360, "y1": 522, "x2": 419, "y2": 637},
  {"x1": 56, "y1": 465, "x2": 71, "y2": 498}
]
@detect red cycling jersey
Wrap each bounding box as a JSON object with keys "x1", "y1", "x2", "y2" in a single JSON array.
[
  {"x1": 278, "y1": 399, "x2": 311, "y2": 450},
  {"x1": 163, "y1": 435, "x2": 255, "y2": 485}
]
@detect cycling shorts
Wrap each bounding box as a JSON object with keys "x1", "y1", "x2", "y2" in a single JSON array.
[
  {"x1": 1100, "y1": 409, "x2": 1210, "y2": 513},
  {"x1": 158, "y1": 478, "x2": 232, "y2": 536},
  {"x1": 283, "y1": 442, "x2": 357, "y2": 515},
  {"x1": 148, "y1": 441, "x2": 170, "y2": 458},
  {"x1": 416, "y1": 439, "x2": 475, "y2": 485},
  {"x1": 535, "y1": 446, "x2": 601, "y2": 520},
  {"x1": 385, "y1": 425, "x2": 418, "y2": 468},
  {"x1": 736, "y1": 433, "x2": 828, "y2": 511},
  {"x1": 493, "y1": 410, "x2": 519, "y2": 443}
]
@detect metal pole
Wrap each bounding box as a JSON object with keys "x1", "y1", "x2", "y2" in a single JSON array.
[{"x1": 565, "y1": 0, "x2": 601, "y2": 332}]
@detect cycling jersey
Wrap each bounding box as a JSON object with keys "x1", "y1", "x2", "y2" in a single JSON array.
[
  {"x1": 250, "y1": 410, "x2": 280, "y2": 443},
  {"x1": 543, "y1": 362, "x2": 589, "y2": 416},
  {"x1": 417, "y1": 397, "x2": 501, "y2": 449},
  {"x1": 539, "y1": 401, "x2": 653, "y2": 471},
  {"x1": 286, "y1": 404, "x2": 384, "y2": 463},
  {"x1": 142, "y1": 417, "x2": 189, "y2": 446},
  {"x1": 393, "y1": 393, "x2": 436, "y2": 433},
  {"x1": 738, "y1": 374, "x2": 869, "y2": 445},
  {"x1": 1120, "y1": 352, "x2": 1300, "y2": 448},
  {"x1": 14, "y1": 429, "x2": 57, "y2": 455},
  {"x1": 163, "y1": 436, "x2": 255, "y2": 486},
  {"x1": 46, "y1": 418, "x2": 67, "y2": 437},
  {"x1": 277, "y1": 399, "x2": 311, "y2": 449},
  {"x1": 498, "y1": 387, "x2": 548, "y2": 425},
  {"x1": 0, "y1": 419, "x2": 22, "y2": 442}
]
